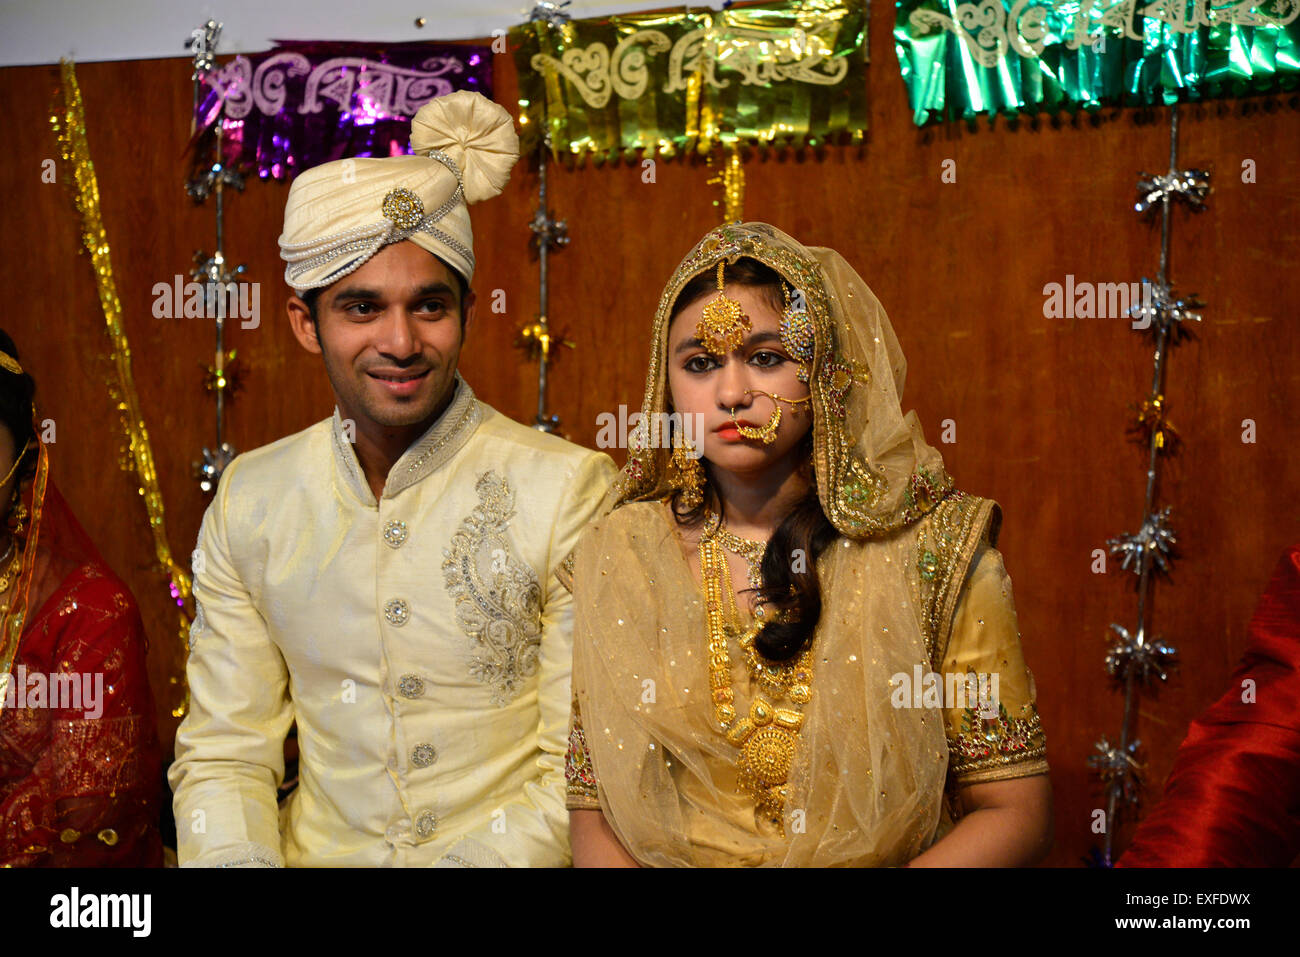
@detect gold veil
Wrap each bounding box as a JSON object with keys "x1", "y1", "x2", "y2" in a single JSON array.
[{"x1": 572, "y1": 223, "x2": 963, "y2": 866}]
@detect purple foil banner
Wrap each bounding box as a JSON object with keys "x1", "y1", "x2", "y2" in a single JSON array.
[{"x1": 192, "y1": 39, "x2": 494, "y2": 181}]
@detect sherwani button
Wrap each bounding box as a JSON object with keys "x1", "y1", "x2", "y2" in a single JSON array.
[
  {"x1": 384, "y1": 598, "x2": 410, "y2": 625},
  {"x1": 412, "y1": 743, "x2": 438, "y2": 768},
  {"x1": 383, "y1": 520, "x2": 409, "y2": 548},
  {"x1": 414, "y1": 810, "x2": 437, "y2": 841},
  {"x1": 398, "y1": 673, "x2": 425, "y2": 698}
]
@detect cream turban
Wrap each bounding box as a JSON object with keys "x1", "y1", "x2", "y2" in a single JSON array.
[{"x1": 278, "y1": 90, "x2": 519, "y2": 291}]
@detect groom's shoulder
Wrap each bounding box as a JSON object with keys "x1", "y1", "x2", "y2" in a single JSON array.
[
  {"x1": 473, "y1": 400, "x2": 605, "y2": 469},
  {"x1": 218, "y1": 416, "x2": 332, "y2": 498}
]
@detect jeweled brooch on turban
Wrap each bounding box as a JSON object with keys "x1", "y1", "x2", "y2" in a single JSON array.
[{"x1": 382, "y1": 187, "x2": 425, "y2": 231}]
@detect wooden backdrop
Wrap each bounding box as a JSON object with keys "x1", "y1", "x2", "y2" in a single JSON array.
[{"x1": 1, "y1": 5, "x2": 1297, "y2": 867}]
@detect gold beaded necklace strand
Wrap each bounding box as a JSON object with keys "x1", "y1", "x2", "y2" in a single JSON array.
[
  {"x1": 704, "y1": 509, "x2": 814, "y2": 695},
  {"x1": 699, "y1": 524, "x2": 814, "y2": 833}
]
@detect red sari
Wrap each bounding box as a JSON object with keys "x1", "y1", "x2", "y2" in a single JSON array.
[
  {"x1": 1118, "y1": 544, "x2": 1300, "y2": 867},
  {"x1": 0, "y1": 441, "x2": 163, "y2": 866}
]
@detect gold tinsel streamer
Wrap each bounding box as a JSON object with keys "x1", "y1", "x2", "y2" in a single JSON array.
[
  {"x1": 706, "y1": 145, "x2": 746, "y2": 223},
  {"x1": 50, "y1": 59, "x2": 192, "y2": 718}
]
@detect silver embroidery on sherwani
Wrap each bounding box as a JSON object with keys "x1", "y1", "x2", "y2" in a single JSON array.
[
  {"x1": 188, "y1": 597, "x2": 207, "y2": 651},
  {"x1": 442, "y1": 471, "x2": 542, "y2": 706}
]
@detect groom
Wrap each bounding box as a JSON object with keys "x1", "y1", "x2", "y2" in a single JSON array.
[{"x1": 169, "y1": 91, "x2": 615, "y2": 867}]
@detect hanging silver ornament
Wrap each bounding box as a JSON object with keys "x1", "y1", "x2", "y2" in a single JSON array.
[
  {"x1": 1108, "y1": 506, "x2": 1178, "y2": 577},
  {"x1": 1105, "y1": 624, "x2": 1178, "y2": 684},
  {"x1": 1089, "y1": 736, "x2": 1144, "y2": 805},
  {"x1": 1135, "y1": 168, "x2": 1211, "y2": 213},
  {"x1": 1126, "y1": 279, "x2": 1203, "y2": 344},
  {"x1": 528, "y1": 1, "x2": 573, "y2": 27}
]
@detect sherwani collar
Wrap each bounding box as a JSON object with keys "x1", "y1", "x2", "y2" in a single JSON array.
[{"x1": 330, "y1": 372, "x2": 482, "y2": 506}]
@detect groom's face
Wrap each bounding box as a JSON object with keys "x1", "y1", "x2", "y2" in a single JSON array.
[{"x1": 289, "y1": 241, "x2": 473, "y2": 431}]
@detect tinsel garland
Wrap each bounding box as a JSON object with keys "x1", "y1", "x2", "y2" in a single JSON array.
[{"x1": 49, "y1": 59, "x2": 192, "y2": 718}]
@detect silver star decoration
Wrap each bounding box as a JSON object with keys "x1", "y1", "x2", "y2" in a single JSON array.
[
  {"x1": 196, "y1": 442, "x2": 237, "y2": 495},
  {"x1": 188, "y1": 19, "x2": 222, "y2": 78},
  {"x1": 1135, "y1": 168, "x2": 1211, "y2": 213},
  {"x1": 528, "y1": 1, "x2": 573, "y2": 27},
  {"x1": 1126, "y1": 279, "x2": 1203, "y2": 344},
  {"x1": 528, "y1": 208, "x2": 570, "y2": 251},
  {"x1": 186, "y1": 159, "x2": 245, "y2": 201},
  {"x1": 1089, "y1": 736, "x2": 1144, "y2": 805},
  {"x1": 1108, "y1": 506, "x2": 1178, "y2": 577},
  {"x1": 191, "y1": 251, "x2": 247, "y2": 288},
  {"x1": 1105, "y1": 624, "x2": 1178, "y2": 684}
]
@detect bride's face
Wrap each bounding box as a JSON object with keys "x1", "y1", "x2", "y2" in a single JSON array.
[{"x1": 666, "y1": 282, "x2": 813, "y2": 478}]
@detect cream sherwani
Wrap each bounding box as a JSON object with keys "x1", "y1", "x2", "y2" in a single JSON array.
[{"x1": 169, "y1": 375, "x2": 616, "y2": 867}]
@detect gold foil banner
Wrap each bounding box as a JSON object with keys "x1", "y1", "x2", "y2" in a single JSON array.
[
  {"x1": 51, "y1": 60, "x2": 193, "y2": 717},
  {"x1": 512, "y1": 0, "x2": 868, "y2": 160}
]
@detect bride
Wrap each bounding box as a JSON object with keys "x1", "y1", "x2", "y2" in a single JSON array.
[{"x1": 563, "y1": 223, "x2": 1051, "y2": 867}]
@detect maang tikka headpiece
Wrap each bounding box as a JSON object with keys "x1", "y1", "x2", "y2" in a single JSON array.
[{"x1": 696, "y1": 261, "x2": 751, "y2": 355}]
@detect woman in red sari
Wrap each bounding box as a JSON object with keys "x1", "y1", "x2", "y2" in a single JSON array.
[
  {"x1": 0, "y1": 330, "x2": 163, "y2": 866},
  {"x1": 1118, "y1": 544, "x2": 1300, "y2": 868}
]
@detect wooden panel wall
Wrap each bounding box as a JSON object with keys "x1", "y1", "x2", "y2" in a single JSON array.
[{"x1": 1, "y1": 5, "x2": 1297, "y2": 866}]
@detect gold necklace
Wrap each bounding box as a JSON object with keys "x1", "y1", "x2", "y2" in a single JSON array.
[
  {"x1": 737, "y1": 628, "x2": 814, "y2": 703},
  {"x1": 699, "y1": 528, "x2": 814, "y2": 832},
  {"x1": 702, "y1": 508, "x2": 811, "y2": 693},
  {"x1": 704, "y1": 507, "x2": 766, "y2": 590}
]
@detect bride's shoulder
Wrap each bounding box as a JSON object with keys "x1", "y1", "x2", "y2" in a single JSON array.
[{"x1": 580, "y1": 497, "x2": 672, "y2": 545}]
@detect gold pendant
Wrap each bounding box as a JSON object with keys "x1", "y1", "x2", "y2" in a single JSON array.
[
  {"x1": 732, "y1": 698, "x2": 799, "y2": 790},
  {"x1": 740, "y1": 726, "x2": 796, "y2": 788}
]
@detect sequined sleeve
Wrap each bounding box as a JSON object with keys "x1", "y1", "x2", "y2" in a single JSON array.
[
  {"x1": 940, "y1": 545, "x2": 1049, "y2": 786},
  {"x1": 565, "y1": 694, "x2": 601, "y2": 811}
]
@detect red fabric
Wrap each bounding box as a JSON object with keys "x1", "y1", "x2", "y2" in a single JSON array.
[
  {"x1": 1118, "y1": 545, "x2": 1300, "y2": 867},
  {"x1": 0, "y1": 479, "x2": 163, "y2": 866}
]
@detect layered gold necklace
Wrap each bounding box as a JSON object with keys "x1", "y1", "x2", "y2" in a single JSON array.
[{"x1": 699, "y1": 510, "x2": 814, "y2": 832}]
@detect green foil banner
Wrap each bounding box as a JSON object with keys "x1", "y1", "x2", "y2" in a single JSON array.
[
  {"x1": 511, "y1": 0, "x2": 868, "y2": 162},
  {"x1": 895, "y1": 0, "x2": 1300, "y2": 125}
]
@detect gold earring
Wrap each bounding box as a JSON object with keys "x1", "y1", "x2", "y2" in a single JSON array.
[{"x1": 669, "y1": 431, "x2": 705, "y2": 509}]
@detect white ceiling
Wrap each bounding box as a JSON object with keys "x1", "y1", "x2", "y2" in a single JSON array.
[{"x1": 0, "y1": 0, "x2": 682, "y2": 67}]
